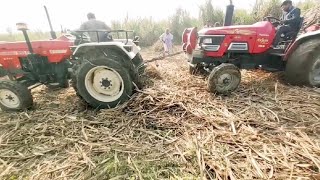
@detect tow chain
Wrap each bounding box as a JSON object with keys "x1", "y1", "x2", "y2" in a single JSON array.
[
  {"x1": 135, "y1": 51, "x2": 184, "y2": 70},
  {"x1": 143, "y1": 51, "x2": 184, "y2": 64}
]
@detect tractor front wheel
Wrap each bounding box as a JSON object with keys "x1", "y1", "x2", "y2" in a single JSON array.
[
  {"x1": 285, "y1": 38, "x2": 320, "y2": 87},
  {"x1": 75, "y1": 58, "x2": 133, "y2": 109},
  {"x1": 0, "y1": 80, "x2": 33, "y2": 111},
  {"x1": 189, "y1": 64, "x2": 207, "y2": 75},
  {"x1": 208, "y1": 63, "x2": 241, "y2": 94}
]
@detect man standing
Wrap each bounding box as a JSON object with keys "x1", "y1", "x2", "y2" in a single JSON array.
[
  {"x1": 272, "y1": 0, "x2": 301, "y2": 47},
  {"x1": 160, "y1": 29, "x2": 174, "y2": 56},
  {"x1": 79, "y1": 13, "x2": 112, "y2": 42}
]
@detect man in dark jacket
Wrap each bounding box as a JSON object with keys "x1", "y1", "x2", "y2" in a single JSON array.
[
  {"x1": 272, "y1": 0, "x2": 301, "y2": 47},
  {"x1": 79, "y1": 13, "x2": 112, "y2": 42}
]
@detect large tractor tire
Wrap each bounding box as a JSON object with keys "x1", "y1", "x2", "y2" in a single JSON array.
[
  {"x1": 71, "y1": 74, "x2": 82, "y2": 99},
  {"x1": 75, "y1": 58, "x2": 133, "y2": 109},
  {"x1": 208, "y1": 63, "x2": 241, "y2": 95},
  {"x1": 285, "y1": 38, "x2": 320, "y2": 87},
  {"x1": 0, "y1": 80, "x2": 33, "y2": 112}
]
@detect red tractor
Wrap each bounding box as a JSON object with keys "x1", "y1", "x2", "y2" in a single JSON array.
[
  {"x1": 182, "y1": 16, "x2": 320, "y2": 94},
  {"x1": 0, "y1": 18, "x2": 144, "y2": 111}
]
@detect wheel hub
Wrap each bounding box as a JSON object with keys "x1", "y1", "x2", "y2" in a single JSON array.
[
  {"x1": 100, "y1": 78, "x2": 112, "y2": 89},
  {"x1": 223, "y1": 77, "x2": 231, "y2": 84},
  {"x1": 84, "y1": 66, "x2": 125, "y2": 103},
  {"x1": 6, "y1": 95, "x2": 14, "y2": 101},
  {"x1": 218, "y1": 74, "x2": 232, "y2": 86},
  {"x1": 0, "y1": 89, "x2": 20, "y2": 108}
]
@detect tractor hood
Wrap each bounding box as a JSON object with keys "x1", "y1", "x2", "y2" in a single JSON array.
[
  {"x1": 198, "y1": 21, "x2": 274, "y2": 36},
  {"x1": 0, "y1": 39, "x2": 74, "y2": 63}
]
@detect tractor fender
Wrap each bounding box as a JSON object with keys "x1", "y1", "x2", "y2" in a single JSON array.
[
  {"x1": 186, "y1": 27, "x2": 198, "y2": 54},
  {"x1": 73, "y1": 42, "x2": 139, "y2": 60},
  {"x1": 284, "y1": 30, "x2": 320, "y2": 61}
]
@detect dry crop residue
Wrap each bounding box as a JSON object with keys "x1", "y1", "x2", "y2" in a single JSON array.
[{"x1": 0, "y1": 47, "x2": 320, "y2": 179}]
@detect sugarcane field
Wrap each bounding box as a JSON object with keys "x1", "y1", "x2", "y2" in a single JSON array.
[{"x1": 1, "y1": 0, "x2": 320, "y2": 179}]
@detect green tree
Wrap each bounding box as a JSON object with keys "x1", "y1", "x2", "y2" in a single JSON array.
[
  {"x1": 199, "y1": 0, "x2": 224, "y2": 26},
  {"x1": 297, "y1": 0, "x2": 319, "y2": 12},
  {"x1": 233, "y1": 9, "x2": 255, "y2": 25},
  {"x1": 169, "y1": 8, "x2": 199, "y2": 44},
  {"x1": 253, "y1": 0, "x2": 282, "y2": 20}
]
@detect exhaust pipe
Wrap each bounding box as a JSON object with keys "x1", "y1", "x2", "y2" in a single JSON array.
[
  {"x1": 44, "y1": 6, "x2": 57, "y2": 39},
  {"x1": 16, "y1": 23, "x2": 34, "y2": 53},
  {"x1": 224, "y1": 0, "x2": 234, "y2": 26}
]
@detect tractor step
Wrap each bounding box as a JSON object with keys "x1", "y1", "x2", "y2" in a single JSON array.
[
  {"x1": 270, "y1": 52, "x2": 285, "y2": 57},
  {"x1": 28, "y1": 83, "x2": 42, "y2": 90},
  {"x1": 269, "y1": 48, "x2": 285, "y2": 57},
  {"x1": 260, "y1": 66, "x2": 280, "y2": 72}
]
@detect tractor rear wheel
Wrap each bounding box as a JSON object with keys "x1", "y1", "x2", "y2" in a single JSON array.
[
  {"x1": 285, "y1": 38, "x2": 320, "y2": 87},
  {"x1": 75, "y1": 58, "x2": 133, "y2": 109},
  {"x1": 71, "y1": 74, "x2": 82, "y2": 99},
  {"x1": 0, "y1": 80, "x2": 33, "y2": 111},
  {"x1": 208, "y1": 63, "x2": 241, "y2": 94}
]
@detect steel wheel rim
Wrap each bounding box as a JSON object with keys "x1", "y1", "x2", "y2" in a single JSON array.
[
  {"x1": 0, "y1": 89, "x2": 20, "y2": 109},
  {"x1": 84, "y1": 66, "x2": 124, "y2": 102},
  {"x1": 310, "y1": 58, "x2": 320, "y2": 84},
  {"x1": 217, "y1": 73, "x2": 236, "y2": 90}
]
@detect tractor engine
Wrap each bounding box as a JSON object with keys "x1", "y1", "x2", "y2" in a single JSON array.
[{"x1": 0, "y1": 23, "x2": 74, "y2": 88}]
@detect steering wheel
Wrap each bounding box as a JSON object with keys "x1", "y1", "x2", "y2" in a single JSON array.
[
  {"x1": 71, "y1": 31, "x2": 91, "y2": 45},
  {"x1": 72, "y1": 31, "x2": 90, "y2": 39},
  {"x1": 264, "y1": 16, "x2": 281, "y2": 22},
  {"x1": 264, "y1": 16, "x2": 282, "y2": 27}
]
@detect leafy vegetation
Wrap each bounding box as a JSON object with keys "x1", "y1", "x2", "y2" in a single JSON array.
[
  {"x1": 199, "y1": 0, "x2": 224, "y2": 26},
  {"x1": 0, "y1": 0, "x2": 319, "y2": 46},
  {"x1": 0, "y1": 30, "x2": 52, "y2": 42}
]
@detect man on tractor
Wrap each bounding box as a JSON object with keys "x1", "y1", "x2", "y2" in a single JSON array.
[
  {"x1": 272, "y1": 0, "x2": 301, "y2": 47},
  {"x1": 79, "y1": 12, "x2": 112, "y2": 42}
]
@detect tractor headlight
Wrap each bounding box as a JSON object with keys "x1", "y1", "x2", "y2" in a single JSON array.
[{"x1": 202, "y1": 38, "x2": 212, "y2": 44}]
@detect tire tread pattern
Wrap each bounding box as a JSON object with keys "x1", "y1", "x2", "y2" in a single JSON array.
[{"x1": 285, "y1": 38, "x2": 320, "y2": 86}]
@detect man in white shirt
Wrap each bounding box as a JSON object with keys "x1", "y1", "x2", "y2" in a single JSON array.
[{"x1": 159, "y1": 29, "x2": 174, "y2": 56}]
